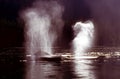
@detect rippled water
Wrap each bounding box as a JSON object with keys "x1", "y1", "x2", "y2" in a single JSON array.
[
  {"x1": 24, "y1": 59, "x2": 120, "y2": 79},
  {"x1": 1, "y1": 48, "x2": 120, "y2": 79}
]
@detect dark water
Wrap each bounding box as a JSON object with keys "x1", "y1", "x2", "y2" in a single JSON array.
[{"x1": 1, "y1": 48, "x2": 120, "y2": 79}]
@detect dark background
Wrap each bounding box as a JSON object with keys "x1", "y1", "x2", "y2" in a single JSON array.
[{"x1": 0, "y1": 0, "x2": 120, "y2": 48}]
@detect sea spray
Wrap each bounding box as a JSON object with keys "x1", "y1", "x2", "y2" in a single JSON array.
[
  {"x1": 72, "y1": 21, "x2": 94, "y2": 58},
  {"x1": 21, "y1": 1, "x2": 64, "y2": 60}
]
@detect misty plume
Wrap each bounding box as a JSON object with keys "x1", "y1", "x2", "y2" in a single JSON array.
[
  {"x1": 21, "y1": 1, "x2": 64, "y2": 59},
  {"x1": 72, "y1": 21, "x2": 95, "y2": 58}
]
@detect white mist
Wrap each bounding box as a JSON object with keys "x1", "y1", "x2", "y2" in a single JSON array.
[
  {"x1": 21, "y1": 1, "x2": 64, "y2": 60},
  {"x1": 72, "y1": 21, "x2": 94, "y2": 58}
]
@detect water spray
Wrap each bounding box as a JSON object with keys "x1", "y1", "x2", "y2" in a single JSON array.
[
  {"x1": 72, "y1": 21, "x2": 95, "y2": 58},
  {"x1": 21, "y1": 1, "x2": 64, "y2": 60}
]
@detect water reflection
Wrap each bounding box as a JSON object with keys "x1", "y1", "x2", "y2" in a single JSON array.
[
  {"x1": 73, "y1": 60, "x2": 96, "y2": 79},
  {"x1": 25, "y1": 59, "x2": 96, "y2": 79},
  {"x1": 2, "y1": 48, "x2": 120, "y2": 79},
  {"x1": 26, "y1": 61, "x2": 62, "y2": 79}
]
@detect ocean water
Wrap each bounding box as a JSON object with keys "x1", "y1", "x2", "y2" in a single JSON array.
[{"x1": 0, "y1": 48, "x2": 120, "y2": 79}]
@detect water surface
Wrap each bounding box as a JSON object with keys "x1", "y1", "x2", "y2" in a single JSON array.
[{"x1": 1, "y1": 48, "x2": 120, "y2": 79}]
